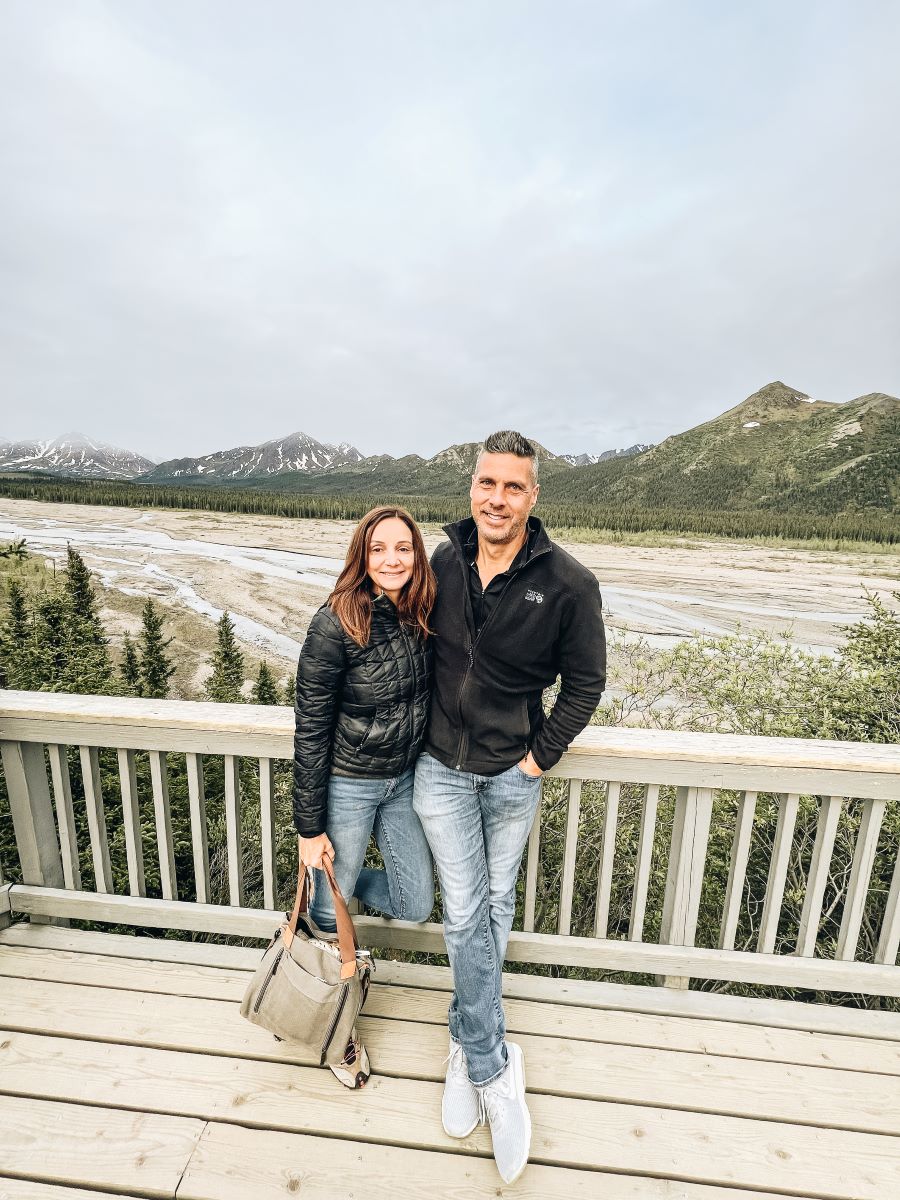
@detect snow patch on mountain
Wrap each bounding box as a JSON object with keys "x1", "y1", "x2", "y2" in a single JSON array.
[
  {"x1": 149, "y1": 432, "x2": 364, "y2": 480},
  {"x1": 560, "y1": 443, "x2": 652, "y2": 466},
  {"x1": 0, "y1": 433, "x2": 156, "y2": 479}
]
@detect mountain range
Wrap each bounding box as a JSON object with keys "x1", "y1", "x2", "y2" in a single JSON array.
[
  {"x1": 2, "y1": 382, "x2": 897, "y2": 514},
  {"x1": 0, "y1": 433, "x2": 155, "y2": 480}
]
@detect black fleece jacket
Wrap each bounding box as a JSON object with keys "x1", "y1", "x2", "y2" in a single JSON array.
[{"x1": 423, "y1": 516, "x2": 606, "y2": 775}]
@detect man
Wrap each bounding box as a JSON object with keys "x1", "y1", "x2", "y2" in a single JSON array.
[{"x1": 413, "y1": 429, "x2": 606, "y2": 1183}]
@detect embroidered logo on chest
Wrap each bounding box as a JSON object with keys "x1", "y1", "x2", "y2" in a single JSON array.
[{"x1": 524, "y1": 588, "x2": 544, "y2": 604}]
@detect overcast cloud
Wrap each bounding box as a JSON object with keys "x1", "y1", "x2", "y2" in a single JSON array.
[{"x1": 1, "y1": 0, "x2": 898, "y2": 461}]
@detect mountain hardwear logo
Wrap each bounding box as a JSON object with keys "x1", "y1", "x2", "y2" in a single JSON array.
[{"x1": 524, "y1": 589, "x2": 544, "y2": 604}]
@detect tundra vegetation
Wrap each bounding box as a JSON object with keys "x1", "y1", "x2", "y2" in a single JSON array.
[{"x1": 0, "y1": 543, "x2": 898, "y2": 1008}]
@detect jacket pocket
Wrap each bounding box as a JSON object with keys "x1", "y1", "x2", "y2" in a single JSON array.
[
  {"x1": 464, "y1": 681, "x2": 533, "y2": 764},
  {"x1": 357, "y1": 715, "x2": 377, "y2": 753}
]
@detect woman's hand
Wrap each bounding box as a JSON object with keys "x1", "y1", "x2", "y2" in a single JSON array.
[{"x1": 298, "y1": 832, "x2": 335, "y2": 869}]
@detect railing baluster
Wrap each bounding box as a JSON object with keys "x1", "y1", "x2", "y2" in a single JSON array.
[
  {"x1": 259, "y1": 757, "x2": 276, "y2": 910},
  {"x1": 795, "y1": 795, "x2": 843, "y2": 958},
  {"x1": 557, "y1": 779, "x2": 582, "y2": 936},
  {"x1": 79, "y1": 746, "x2": 113, "y2": 894},
  {"x1": 522, "y1": 792, "x2": 543, "y2": 933},
  {"x1": 186, "y1": 753, "x2": 210, "y2": 905},
  {"x1": 719, "y1": 790, "x2": 757, "y2": 950},
  {"x1": 594, "y1": 781, "x2": 621, "y2": 938},
  {"x1": 149, "y1": 750, "x2": 177, "y2": 901},
  {"x1": 629, "y1": 783, "x2": 660, "y2": 941},
  {"x1": 116, "y1": 748, "x2": 145, "y2": 897},
  {"x1": 837, "y1": 797, "x2": 887, "y2": 961},
  {"x1": 1, "y1": 740, "x2": 65, "y2": 895},
  {"x1": 0, "y1": 866, "x2": 9, "y2": 930},
  {"x1": 757, "y1": 792, "x2": 800, "y2": 954},
  {"x1": 876, "y1": 843, "x2": 900, "y2": 966},
  {"x1": 224, "y1": 754, "x2": 243, "y2": 906},
  {"x1": 660, "y1": 786, "x2": 714, "y2": 987},
  {"x1": 48, "y1": 744, "x2": 81, "y2": 891}
]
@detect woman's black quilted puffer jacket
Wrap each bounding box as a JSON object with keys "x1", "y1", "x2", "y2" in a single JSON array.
[{"x1": 292, "y1": 595, "x2": 432, "y2": 836}]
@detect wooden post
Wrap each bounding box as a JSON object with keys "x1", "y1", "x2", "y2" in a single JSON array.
[
  {"x1": 659, "y1": 786, "x2": 714, "y2": 988},
  {"x1": 1, "y1": 741, "x2": 64, "y2": 887},
  {"x1": 0, "y1": 880, "x2": 11, "y2": 931},
  {"x1": 1, "y1": 739, "x2": 65, "y2": 926}
]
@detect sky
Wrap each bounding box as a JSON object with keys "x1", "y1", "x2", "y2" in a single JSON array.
[{"x1": 1, "y1": 1, "x2": 898, "y2": 463}]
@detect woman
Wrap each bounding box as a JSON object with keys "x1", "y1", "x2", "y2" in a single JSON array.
[{"x1": 292, "y1": 505, "x2": 436, "y2": 1088}]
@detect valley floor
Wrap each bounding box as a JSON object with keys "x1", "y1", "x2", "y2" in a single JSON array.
[{"x1": 1, "y1": 497, "x2": 898, "y2": 698}]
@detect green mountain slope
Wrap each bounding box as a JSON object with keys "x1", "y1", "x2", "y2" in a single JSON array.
[{"x1": 539, "y1": 383, "x2": 900, "y2": 514}]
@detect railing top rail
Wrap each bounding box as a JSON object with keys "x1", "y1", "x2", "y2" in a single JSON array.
[{"x1": 1, "y1": 689, "x2": 899, "y2": 776}]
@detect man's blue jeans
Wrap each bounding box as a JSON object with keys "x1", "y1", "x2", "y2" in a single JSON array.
[
  {"x1": 311, "y1": 768, "x2": 434, "y2": 931},
  {"x1": 413, "y1": 751, "x2": 542, "y2": 1085}
]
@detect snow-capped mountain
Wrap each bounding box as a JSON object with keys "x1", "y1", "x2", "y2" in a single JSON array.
[
  {"x1": 561, "y1": 444, "x2": 652, "y2": 466},
  {"x1": 0, "y1": 433, "x2": 156, "y2": 479},
  {"x1": 145, "y1": 432, "x2": 364, "y2": 481}
]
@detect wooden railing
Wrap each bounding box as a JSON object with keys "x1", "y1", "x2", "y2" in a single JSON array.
[{"x1": 1, "y1": 690, "x2": 899, "y2": 998}]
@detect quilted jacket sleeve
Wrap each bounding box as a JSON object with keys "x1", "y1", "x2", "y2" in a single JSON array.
[{"x1": 292, "y1": 606, "x2": 348, "y2": 836}]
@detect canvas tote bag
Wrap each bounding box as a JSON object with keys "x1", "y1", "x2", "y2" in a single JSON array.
[{"x1": 240, "y1": 857, "x2": 371, "y2": 1066}]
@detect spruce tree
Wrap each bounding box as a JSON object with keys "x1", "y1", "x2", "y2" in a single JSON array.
[
  {"x1": 0, "y1": 579, "x2": 33, "y2": 688},
  {"x1": 252, "y1": 659, "x2": 279, "y2": 705},
  {"x1": 138, "y1": 598, "x2": 176, "y2": 699},
  {"x1": 62, "y1": 544, "x2": 112, "y2": 691},
  {"x1": 34, "y1": 588, "x2": 69, "y2": 689},
  {"x1": 120, "y1": 631, "x2": 142, "y2": 695},
  {"x1": 280, "y1": 675, "x2": 297, "y2": 707},
  {"x1": 65, "y1": 544, "x2": 104, "y2": 631},
  {"x1": 205, "y1": 611, "x2": 245, "y2": 703}
]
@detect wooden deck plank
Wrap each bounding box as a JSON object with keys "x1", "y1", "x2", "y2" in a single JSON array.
[
  {"x1": 5, "y1": 923, "x2": 900, "y2": 1041},
  {"x1": 2, "y1": 943, "x2": 899, "y2": 1077},
  {"x1": 2, "y1": 976, "x2": 899, "y2": 1135},
  {"x1": 1, "y1": 1032, "x2": 897, "y2": 1198},
  {"x1": 0, "y1": 1030, "x2": 602, "y2": 1169},
  {"x1": 0, "y1": 1183, "x2": 135, "y2": 1200},
  {"x1": 181, "y1": 1108, "x2": 897, "y2": 1200},
  {"x1": 180, "y1": 1122, "x2": 796, "y2": 1200},
  {"x1": 0, "y1": 1094, "x2": 204, "y2": 1197}
]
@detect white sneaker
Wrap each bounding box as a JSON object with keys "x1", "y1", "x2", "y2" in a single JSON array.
[
  {"x1": 478, "y1": 1041, "x2": 531, "y2": 1184},
  {"x1": 442, "y1": 1039, "x2": 480, "y2": 1138}
]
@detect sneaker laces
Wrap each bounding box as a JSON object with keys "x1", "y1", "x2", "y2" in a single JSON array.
[
  {"x1": 443, "y1": 1041, "x2": 466, "y2": 1075},
  {"x1": 478, "y1": 1068, "x2": 512, "y2": 1127}
]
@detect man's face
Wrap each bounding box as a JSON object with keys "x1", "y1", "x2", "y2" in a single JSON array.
[{"x1": 470, "y1": 452, "x2": 539, "y2": 546}]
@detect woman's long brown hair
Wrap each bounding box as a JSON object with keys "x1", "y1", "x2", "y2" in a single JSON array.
[{"x1": 329, "y1": 506, "x2": 436, "y2": 646}]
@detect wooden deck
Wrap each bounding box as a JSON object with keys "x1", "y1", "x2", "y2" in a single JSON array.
[{"x1": 0, "y1": 924, "x2": 898, "y2": 1199}]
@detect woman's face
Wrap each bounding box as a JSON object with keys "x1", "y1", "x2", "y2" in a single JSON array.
[{"x1": 367, "y1": 516, "x2": 415, "y2": 602}]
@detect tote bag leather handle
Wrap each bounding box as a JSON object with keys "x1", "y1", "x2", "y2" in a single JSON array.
[{"x1": 285, "y1": 857, "x2": 359, "y2": 980}]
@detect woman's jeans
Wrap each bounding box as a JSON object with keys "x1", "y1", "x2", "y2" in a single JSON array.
[
  {"x1": 310, "y1": 767, "x2": 434, "y2": 932},
  {"x1": 413, "y1": 752, "x2": 542, "y2": 1085}
]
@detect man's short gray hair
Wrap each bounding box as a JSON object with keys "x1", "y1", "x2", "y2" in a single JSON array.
[{"x1": 476, "y1": 430, "x2": 539, "y2": 486}]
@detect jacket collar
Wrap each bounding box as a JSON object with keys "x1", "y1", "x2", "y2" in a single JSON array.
[{"x1": 442, "y1": 515, "x2": 551, "y2": 569}]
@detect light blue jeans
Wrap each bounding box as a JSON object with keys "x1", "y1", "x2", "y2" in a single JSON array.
[
  {"x1": 310, "y1": 768, "x2": 434, "y2": 932},
  {"x1": 413, "y1": 751, "x2": 542, "y2": 1085}
]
